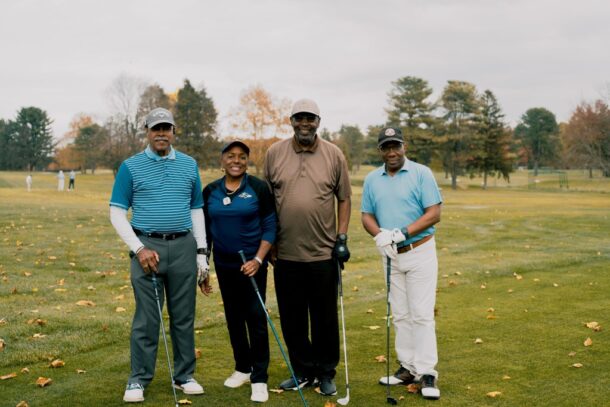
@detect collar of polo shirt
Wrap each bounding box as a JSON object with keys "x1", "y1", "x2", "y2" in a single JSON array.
[
  {"x1": 145, "y1": 145, "x2": 176, "y2": 161},
  {"x1": 292, "y1": 135, "x2": 320, "y2": 153}
]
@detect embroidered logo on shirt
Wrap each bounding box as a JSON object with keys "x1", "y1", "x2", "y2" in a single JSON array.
[{"x1": 238, "y1": 192, "x2": 252, "y2": 199}]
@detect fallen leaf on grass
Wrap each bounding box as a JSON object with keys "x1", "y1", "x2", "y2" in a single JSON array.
[
  {"x1": 69, "y1": 262, "x2": 76, "y2": 267},
  {"x1": 486, "y1": 391, "x2": 502, "y2": 398},
  {"x1": 76, "y1": 369, "x2": 86, "y2": 374},
  {"x1": 195, "y1": 348, "x2": 202, "y2": 359},
  {"x1": 1, "y1": 372, "x2": 17, "y2": 380},
  {"x1": 352, "y1": 286, "x2": 359, "y2": 292},
  {"x1": 87, "y1": 286, "x2": 95, "y2": 291},
  {"x1": 553, "y1": 283, "x2": 559, "y2": 287},
  {"x1": 568, "y1": 351, "x2": 576, "y2": 357},
  {"x1": 486, "y1": 315, "x2": 497, "y2": 320},
  {"x1": 406, "y1": 383, "x2": 420, "y2": 393},
  {"x1": 0, "y1": 339, "x2": 5, "y2": 351},
  {"x1": 571, "y1": 363, "x2": 583, "y2": 368},
  {"x1": 50, "y1": 359, "x2": 64, "y2": 368},
  {"x1": 374, "y1": 355, "x2": 387, "y2": 363},
  {"x1": 399, "y1": 395, "x2": 406, "y2": 400},
  {"x1": 314, "y1": 386, "x2": 321, "y2": 394},
  {"x1": 24, "y1": 272, "x2": 32, "y2": 277},
  {"x1": 115, "y1": 294, "x2": 125, "y2": 300},
  {"x1": 21, "y1": 368, "x2": 30, "y2": 373},
  {"x1": 178, "y1": 400, "x2": 192, "y2": 405},
  {"x1": 487, "y1": 308, "x2": 495, "y2": 312},
  {"x1": 54, "y1": 288, "x2": 67, "y2": 292},
  {"x1": 502, "y1": 375, "x2": 511, "y2": 380},
  {"x1": 16, "y1": 401, "x2": 29, "y2": 407},
  {"x1": 583, "y1": 337, "x2": 593, "y2": 347},
  {"x1": 32, "y1": 333, "x2": 46, "y2": 339},
  {"x1": 75, "y1": 300, "x2": 95, "y2": 307},
  {"x1": 0, "y1": 318, "x2": 6, "y2": 326},
  {"x1": 474, "y1": 338, "x2": 483, "y2": 344},
  {"x1": 36, "y1": 376, "x2": 52, "y2": 387},
  {"x1": 27, "y1": 318, "x2": 47, "y2": 326},
  {"x1": 480, "y1": 284, "x2": 486, "y2": 289},
  {"x1": 366, "y1": 309, "x2": 374, "y2": 314},
  {"x1": 448, "y1": 280, "x2": 457, "y2": 286},
  {"x1": 269, "y1": 388, "x2": 284, "y2": 394},
  {"x1": 48, "y1": 256, "x2": 57, "y2": 260},
  {"x1": 584, "y1": 321, "x2": 601, "y2": 331},
  {"x1": 364, "y1": 325, "x2": 380, "y2": 330},
  {"x1": 115, "y1": 307, "x2": 126, "y2": 313},
  {"x1": 324, "y1": 401, "x2": 337, "y2": 407}
]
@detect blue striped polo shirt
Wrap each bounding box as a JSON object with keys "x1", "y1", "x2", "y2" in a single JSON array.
[
  {"x1": 110, "y1": 146, "x2": 203, "y2": 233},
  {"x1": 361, "y1": 159, "x2": 442, "y2": 244}
]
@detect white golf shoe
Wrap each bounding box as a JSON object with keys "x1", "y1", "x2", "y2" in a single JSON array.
[
  {"x1": 224, "y1": 371, "x2": 251, "y2": 388},
  {"x1": 174, "y1": 378, "x2": 204, "y2": 395},
  {"x1": 123, "y1": 383, "x2": 144, "y2": 403},
  {"x1": 251, "y1": 383, "x2": 269, "y2": 403},
  {"x1": 420, "y1": 374, "x2": 440, "y2": 400}
]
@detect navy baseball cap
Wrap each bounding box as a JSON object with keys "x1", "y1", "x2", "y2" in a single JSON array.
[
  {"x1": 378, "y1": 127, "x2": 404, "y2": 147},
  {"x1": 221, "y1": 140, "x2": 250, "y2": 155}
]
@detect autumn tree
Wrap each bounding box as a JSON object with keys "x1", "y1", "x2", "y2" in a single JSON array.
[
  {"x1": 514, "y1": 107, "x2": 559, "y2": 176},
  {"x1": 386, "y1": 76, "x2": 436, "y2": 164},
  {"x1": 562, "y1": 100, "x2": 610, "y2": 177},
  {"x1": 438, "y1": 81, "x2": 481, "y2": 189},
  {"x1": 468, "y1": 90, "x2": 514, "y2": 188},
  {"x1": 228, "y1": 85, "x2": 291, "y2": 174},
  {"x1": 137, "y1": 84, "x2": 172, "y2": 120}
]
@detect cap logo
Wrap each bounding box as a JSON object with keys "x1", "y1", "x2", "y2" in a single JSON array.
[
  {"x1": 385, "y1": 128, "x2": 396, "y2": 136},
  {"x1": 152, "y1": 111, "x2": 168, "y2": 118}
]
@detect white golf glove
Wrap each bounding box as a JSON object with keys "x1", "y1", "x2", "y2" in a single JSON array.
[
  {"x1": 196, "y1": 254, "x2": 209, "y2": 285},
  {"x1": 390, "y1": 228, "x2": 407, "y2": 244},
  {"x1": 374, "y1": 229, "x2": 397, "y2": 260}
]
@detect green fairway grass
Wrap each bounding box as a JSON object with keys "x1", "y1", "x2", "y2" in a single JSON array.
[{"x1": 1, "y1": 169, "x2": 608, "y2": 406}]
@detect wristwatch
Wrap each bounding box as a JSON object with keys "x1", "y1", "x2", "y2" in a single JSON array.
[{"x1": 196, "y1": 248, "x2": 210, "y2": 256}]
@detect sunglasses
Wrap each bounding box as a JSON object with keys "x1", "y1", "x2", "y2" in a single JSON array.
[{"x1": 292, "y1": 113, "x2": 318, "y2": 123}]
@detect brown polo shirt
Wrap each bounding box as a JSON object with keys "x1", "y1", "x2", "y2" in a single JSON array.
[{"x1": 264, "y1": 136, "x2": 351, "y2": 262}]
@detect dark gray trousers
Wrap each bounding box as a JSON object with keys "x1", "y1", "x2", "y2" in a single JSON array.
[{"x1": 128, "y1": 233, "x2": 197, "y2": 386}]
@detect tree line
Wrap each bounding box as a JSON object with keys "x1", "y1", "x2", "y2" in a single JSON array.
[{"x1": 1, "y1": 75, "x2": 609, "y2": 188}]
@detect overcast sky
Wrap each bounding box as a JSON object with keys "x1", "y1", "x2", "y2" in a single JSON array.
[{"x1": 2, "y1": 0, "x2": 609, "y2": 140}]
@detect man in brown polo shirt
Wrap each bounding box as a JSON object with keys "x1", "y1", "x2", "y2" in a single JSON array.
[{"x1": 264, "y1": 98, "x2": 351, "y2": 397}]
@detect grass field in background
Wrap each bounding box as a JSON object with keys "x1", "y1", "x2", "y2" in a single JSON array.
[{"x1": 0, "y1": 168, "x2": 608, "y2": 407}]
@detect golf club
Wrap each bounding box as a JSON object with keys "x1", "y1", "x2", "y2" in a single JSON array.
[
  {"x1": 336, "y1": 260, "x2": 350, "y2": 405},
  {"x1": 238, "y1": 250, "x2": 308, "y2": 407},
  {"x1": 151, "y1": 273, "x2": 180, "y2": 407},
  {"x1": 385, "y1": 257, "x2": 397, "y2": 405}
]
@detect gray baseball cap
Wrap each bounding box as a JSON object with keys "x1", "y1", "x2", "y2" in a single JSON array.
[
  {"x1": 145, "y1": 108, "x2": 175, "y2": 128},
  {"x1": 291, "y1": 98, "x2": 320, "y2": 117}
]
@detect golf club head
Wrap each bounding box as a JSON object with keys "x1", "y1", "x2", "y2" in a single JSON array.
[
  {"x1": 337, "y1": 396, "x2": 350, "y2": 405},
  {"x1": 386, "y1": 396, "x2": 398, "y2": 405}
]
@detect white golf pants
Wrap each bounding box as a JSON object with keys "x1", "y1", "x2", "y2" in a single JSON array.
[{"x1": 383, "y1": 237, "x2": 438, "y2": 378}]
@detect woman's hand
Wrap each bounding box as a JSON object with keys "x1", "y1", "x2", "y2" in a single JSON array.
[{"x1": 241, "y1": 259, "x2": 260, "y2": 277}]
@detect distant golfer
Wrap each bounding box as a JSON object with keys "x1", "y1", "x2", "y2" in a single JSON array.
[
  {"x1": 361, "y1": 127, "x2": 443, "y2": 400},
  {"x1": 68, "y1": 169, "x2": 76, "y2": 191},
  {"x1": 25, "y1": 174, "x2": 32, "y2": 192},
  {"x1": 202, "y1": 140, "x2": 276, "y2": 403},
  {"x1": 109, "y1": 107, "x2": 210, "y2": 403},
  {"x1": 57, "y1": 170, "x2": 65, "y2": 191},
  {"x1": 264, "y1": 98, "x2": 351, "y2": 396}
]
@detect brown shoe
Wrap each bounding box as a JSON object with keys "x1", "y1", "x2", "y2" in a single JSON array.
[{"x1": 379, "y1": 366, "x2": 415, "y2": 385}]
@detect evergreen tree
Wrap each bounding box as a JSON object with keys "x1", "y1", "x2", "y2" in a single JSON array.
[
  {"x1": 74, "y1": 123, "x2": 108, "y2": 174},
  {"x1": 514, "y1": 107, "x2": 559, "y2": 175},
  {"x1": 14, "y1": 107, "x2": 55, "y2": 171},
  {"x1": 336, "y1": 125, "x2": 364, "y2": 172},
  {"x1": 386, "y1": 76, "x2": 436, "y2": 164},
  {"x1": 174, "y1": 79, "x2": 220, "y2": 168},
  {"x1": 470, "y1": 90, "x2": 514, "y2": 188}
]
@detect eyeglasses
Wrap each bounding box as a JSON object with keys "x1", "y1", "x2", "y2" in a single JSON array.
[
  {"x1": 292, "y1": 113, "x2": 318, "y2": 123},
  {"x1": 379, "y1": 144, "x2": 404, "y2": 153}
]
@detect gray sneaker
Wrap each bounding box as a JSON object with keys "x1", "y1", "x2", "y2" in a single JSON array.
[
  {"x1": 318, "y1": 377, "x2": 337, "y2": 396},
  {"x1": 279, "y1": 376, "x2": 310, "y2": 390}
]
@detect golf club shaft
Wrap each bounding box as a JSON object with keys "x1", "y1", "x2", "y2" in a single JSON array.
[
  {"x1": 337, "y1": 260, "x2": 350, "y2": 403},
  {"x1": 238, "y1": 250, "x2": 308, "y2": 407},
  {"x1": 385, "y1": 256, "x2": 395, "y2": 404},
  {"x1": 151, "y1": 274, "x2": 179, "y2": 407}
]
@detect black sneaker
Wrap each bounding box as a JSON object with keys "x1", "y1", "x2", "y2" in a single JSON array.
[
  {"x1": 379, "y1": 366, "x2": 416, "y2": 385},
  {"x1": 420, "y1": 374, "x2": 440, "y2": 400},
  {"x1": 318, "y1": 377, "x2": 337, "y2": 396},
  {"x1": 279, "y1": 376, "x2": 309, "y2": 391}
]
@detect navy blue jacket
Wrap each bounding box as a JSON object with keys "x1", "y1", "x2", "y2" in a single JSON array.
[{"x1": 203, "y1": 174, "x2": 276, "y2": 267}]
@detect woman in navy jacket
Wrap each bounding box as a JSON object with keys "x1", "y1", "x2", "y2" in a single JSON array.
[{"x1": 202, "y1": 140, "x2": 276, "y2": 403}]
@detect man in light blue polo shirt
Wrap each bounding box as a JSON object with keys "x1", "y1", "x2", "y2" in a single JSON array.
[
  {"x1": 361, "y1": 127, "x2": 443, "y2": 400},
  {"x1": 109, "y1": 107, "x2": 210, "y2": 403}
]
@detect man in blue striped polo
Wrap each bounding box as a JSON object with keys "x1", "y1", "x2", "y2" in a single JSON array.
[{"x1": 109, "y1": 107, "x2": 211, "y2": 403}]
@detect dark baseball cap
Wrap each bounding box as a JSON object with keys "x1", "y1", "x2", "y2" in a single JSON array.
[
  {"x1": 378, "y1": 127, "x2": 404, "y2": 147},
  {"x1": 145, "y1": 108, "x2": 175, "y2": 128},
  {"x1": 221, "y1": 140, "x2": 250, "y2": 155}
]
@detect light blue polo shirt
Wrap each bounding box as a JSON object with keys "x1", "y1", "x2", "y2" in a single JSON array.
[
  {"x1": 361, "y1": 159, "x2": 442, "y2": 244},
  {"x1": 110, "y1": 146, "x2": 203, "y2": 233}
]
